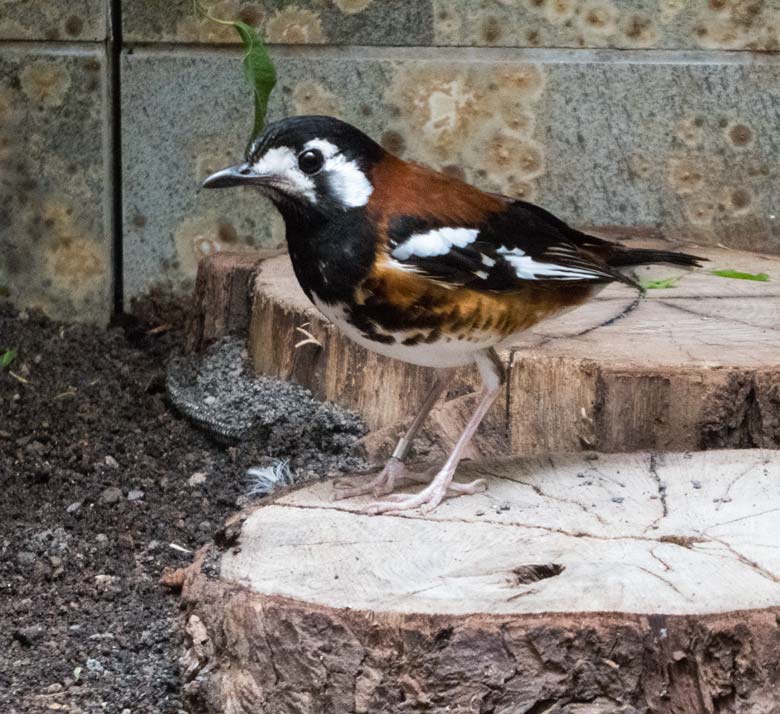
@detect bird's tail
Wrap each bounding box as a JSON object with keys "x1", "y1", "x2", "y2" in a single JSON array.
[{"x1": 605, "y1": 247, "x2": 705, "y2": 269}]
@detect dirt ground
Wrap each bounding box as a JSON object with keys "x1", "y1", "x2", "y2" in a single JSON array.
[{"x1": 0, "y1": 300, "x2": 365, "y2": 713}]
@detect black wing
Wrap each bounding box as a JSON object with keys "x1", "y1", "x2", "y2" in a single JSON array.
[{"x1": 387, "y1": 200, "x2": 635, "y2": 292}]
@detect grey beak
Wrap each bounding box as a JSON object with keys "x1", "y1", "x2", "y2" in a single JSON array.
[{"x1": 202, "y1": 162, "x2": 258, "y2": 189}]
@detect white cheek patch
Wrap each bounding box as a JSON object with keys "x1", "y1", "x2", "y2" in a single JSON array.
[
  {"x1": 392, "y1": 227, "x2": 479, "y2": 261},
  {"x1": 252, "y1": 146, "x2": 317, "y2": 203},
  {"x1": 497, "y1": 246, "x2": 600, "y2": 281},
  {"x1": 304, "y1": 138, "x2": 374, "y2": 208}
]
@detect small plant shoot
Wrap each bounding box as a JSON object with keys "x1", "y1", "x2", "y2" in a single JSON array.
[
  {"x1": 639, "y1": 276, "x2": 682, "y2": 290},
  {"x1": 192, "y1": 1, "x2": 277, "y2": 148},
  {"x1": 711, "y1": 269, "x2": 770, "y2": 282},
  {"x1": 1, "y1": 348, "x2": 17, "y2": 369}
]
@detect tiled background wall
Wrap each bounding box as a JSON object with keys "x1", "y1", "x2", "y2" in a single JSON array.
[{"x1": 2, "y1": 1, "x2": 780, "y2": 323}]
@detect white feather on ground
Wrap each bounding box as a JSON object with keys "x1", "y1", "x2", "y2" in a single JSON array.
[{"x1": 247, "y1": 460, "x2": 296, "y2": 497}]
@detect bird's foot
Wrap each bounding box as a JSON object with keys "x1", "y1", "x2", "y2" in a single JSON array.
[
  {"x1": 364, "y1": 467, "x2": 486, "y2": 515},
  {"x1": 332, "y1": 457, "x2": 409, "y2": 500}
]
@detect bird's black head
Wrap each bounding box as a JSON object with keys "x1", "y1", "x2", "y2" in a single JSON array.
[{"x1": 202, "y1": 115, "x2": 386, "y2": 220}]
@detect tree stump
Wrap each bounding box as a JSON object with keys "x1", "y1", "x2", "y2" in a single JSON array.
[
  {"x1": 186, "y1": 250, "x2": 281, "y2": 352},
  {"x1": 178, "y1": 450, "x2": 780, "y2": 714},
  {"x1": 248, "y1": 245, "x2": 780, "y2": 456}
]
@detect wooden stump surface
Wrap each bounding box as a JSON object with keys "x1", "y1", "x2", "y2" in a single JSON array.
[
  {"x1": 178, "y1": 451, "x2": 780, "y2": 713},
  {"x1": 224, "y1": 451, "x2": 780, "y2": 616},
  {"x1": 248, "y1": 245, "x2": 780, "y2": 456}
]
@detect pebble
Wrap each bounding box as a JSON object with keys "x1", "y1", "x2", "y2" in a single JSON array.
[
  {"x1": 96, "y1": 533, "x2": 109, "y2": 547},
  {"x1": 692, "y1": 480, "x2": 702, "y2": 489},
  {"x1": 100, "y1": 486, "x2": 123, "y2": 504},
  {"x1": 188, "y1": 471, "x2": 208, "y2": 487},
  {"x1": 66, "y1": 501, "x2": 81, "y2": 514},
  {"x1": 17, "y1": 551, "x2": 36, "y2": 566},
  {"x1": 14, "y1": 625, "x2": 44, "y2": 645},
  {"x1": 127, "y1": 489, "x2": 145, "y2": 501},
  {"x1": 198, "y1": 520, "x2": 212, "y2": 533},
  {"x1": 104, "y1": 455, "x2": 119, "y2": 469},
  {"x1": 611, "y1": 497, "x2": 625, "y2": 504},
  {"x1": 85, "y1": 657, "x2": 104, "y2": 674}
]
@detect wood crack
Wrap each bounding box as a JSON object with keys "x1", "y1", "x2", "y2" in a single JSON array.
[
  {"x1": 479, "y1": 465, "x2": 608, "y2": 525},
  {"x1": 699, "y1": 534, "x2": 780, "y2": 584},
  {"x1": 634, "y1": 565, "x2": 687, "y2": 600},
  {"x1": 531, "y1": 296, "x2": 641, "y2": 348},
  {"x1": 715, "y1": 461, "x2": 766, "y2": 510},
  {"x1": 659, "y1": 299, "x2": 780, "y2": 335},
  {"x1": 644, "y1": 453, "x2": 668, "y2": 533}
]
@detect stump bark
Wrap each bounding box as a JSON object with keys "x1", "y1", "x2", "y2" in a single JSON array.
[
  {"x1": 248, "y1": 244, "x2": 780, "y2": 457},
  {"x1": 179, "y1": 451, "x2": 780, "y2": 714},
  {"x1": 186, "y1": 250, "x2": 280, "y2": 352}
]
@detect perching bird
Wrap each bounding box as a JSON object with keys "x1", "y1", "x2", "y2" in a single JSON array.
[{"x1": 203, "y1": 115, "x2": 702, "y2": 514}]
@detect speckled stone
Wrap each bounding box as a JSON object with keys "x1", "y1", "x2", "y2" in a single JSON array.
[
  {"x1": 434, "y1": 0, "x2": 780, "y2": 51},
  {"x1": 0, "y1": 47, "x2": 112, "y2": 323},
  {"x1": 121, "y1": 47, "x2": 780, "y2": 298},
  {"x1": 122, "y1": 0, "x2": 434, "y2": 46},
  {"x1": 0, "y1": 0, "x2": 107, "y2": 42},
  {"x1": 122, "y1": 0, "x2": 780, "y2": 51}
]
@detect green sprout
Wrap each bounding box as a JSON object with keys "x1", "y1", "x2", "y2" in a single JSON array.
[
  {"x1": 710, "y1": 269, "x2": 770, "y2": 282},
  {"x1": 193, "y1": 1, "x2": 277, "y2": 149},
  {"x1": 1, "y1": 348, "x2": 17, "y2": 369},
  {"x1": 639, "y1": 276, "x2": 682, "y2": 290}
]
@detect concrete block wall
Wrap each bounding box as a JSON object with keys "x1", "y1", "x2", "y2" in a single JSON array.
[
  {"x1": 0, "y1": 4, "x2": 112, "y2": 323},
  {"x1": 2, "y1": 1, "x2": 780, "y2": 321}
]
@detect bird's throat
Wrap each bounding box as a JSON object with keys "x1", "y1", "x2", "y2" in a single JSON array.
[{"x1": 280, "y1": 207, "x2": 377, "y2": 306}]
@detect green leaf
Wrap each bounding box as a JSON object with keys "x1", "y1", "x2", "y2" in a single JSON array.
[
  {"x1": 234, "y1": 21, "x2": 277, "y2": 147},
  {"x1": 1, "y1": 348, "x2": 17, "y2": 369},
  {"x1": 639, "y1": 276, "x2": 681, "y2": 290},
  {"x1": 192, "y1": 2, "x2": 276, "y2": 148},
  {"x1": 711, "y1": 269, "x2": 770, "y2": 282}
]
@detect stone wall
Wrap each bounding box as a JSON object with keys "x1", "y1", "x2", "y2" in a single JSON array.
[
  {"x1": 2, "y1": 1, "x2": 779, "y2": 322},
  {"x1": 0, "y1": 4, "x2": 111, "y2": 323}
]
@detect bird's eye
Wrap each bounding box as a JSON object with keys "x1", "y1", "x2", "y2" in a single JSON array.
[{"x1": 298, "y1": 149, "x2": 324, "y2": 174}]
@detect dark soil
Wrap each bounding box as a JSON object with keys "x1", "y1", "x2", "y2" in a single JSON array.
[{"x1": 0, "y1": 300, "x2": 365, "y2": 713}]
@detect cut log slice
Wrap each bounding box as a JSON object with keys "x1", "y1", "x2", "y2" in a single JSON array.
[
  {"x1": 248, "y1": 245, "x2": 780, "y2": 456},
  {"x1": 179, "y1": 451, "x2": 780, "y2": 713}
]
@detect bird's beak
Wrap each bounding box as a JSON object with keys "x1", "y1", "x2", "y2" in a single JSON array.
[{"x1": 201, "y1": 162, "x2": 260, "y2": 189}]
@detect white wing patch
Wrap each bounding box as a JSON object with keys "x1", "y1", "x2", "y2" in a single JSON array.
[
  {"x1": 304, "y1": 138, "x2": 373, "y2": 208},
  {"x1": 392, "y1": 227, "x2": 479, "y2": 261},
  {"x1": 497, "y1": 246, "x2": 603, "y2": 281}
]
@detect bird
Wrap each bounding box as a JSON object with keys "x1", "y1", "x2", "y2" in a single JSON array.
[{"x1": 203, "y1": 115, "x2": 703, "y2": 514}]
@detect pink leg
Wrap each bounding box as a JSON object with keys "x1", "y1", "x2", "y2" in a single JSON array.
[
  {"x1": 333, "y1": 370, "x2": 454, "y2": 500},
  {"x1": 366, "y1": 349, "x2": 504, "y2": 515}
]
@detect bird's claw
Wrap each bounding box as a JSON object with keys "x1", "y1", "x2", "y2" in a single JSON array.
[
  {"x1": 332, "y1": 457, "x2": 407, "y2": 500},
  {"x1": 362, "y1": 473, "x2": 486, "y2": 515}
]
